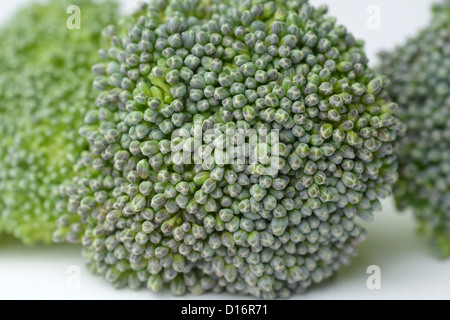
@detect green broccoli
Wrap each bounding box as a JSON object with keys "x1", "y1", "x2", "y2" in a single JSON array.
[
  {"x1": 0, "y1": 0, "x2": 119, "y2": 244},
  {"x1": 379, "y1": 0, "x2": 450, "y2": 257},
  {"x1": 55, "y1": 0, "x2": 404, "y2": 298}
]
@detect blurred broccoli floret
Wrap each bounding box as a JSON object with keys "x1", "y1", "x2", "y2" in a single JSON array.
[
  {"x1": 0, "y1": 0, "x2": 119, "y2": 244},
  {"x1": 379, "y1": 0, "x2": 450, "y2": 257},
  {"x1": 55, "y1": 0, "x2": 404, "y2": 298}
]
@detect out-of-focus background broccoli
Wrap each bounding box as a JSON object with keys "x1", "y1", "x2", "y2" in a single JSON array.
[
  {"x1": 0, "y1": 0, "x2": 449, "y2": 300},
  {"x1": 0, "y1": 0, "x2": 119, "y2": 245},
  {"x1": 379, "y1": 1, "x2": 450, "y2": 258}
]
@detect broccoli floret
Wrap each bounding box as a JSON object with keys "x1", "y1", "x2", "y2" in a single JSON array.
[
  {"x1": 55, "y1": 0, "x2": 404, "y2": 298},
  {"x1": 0, "y1": 0, "x2": 119, "y2": 244},
  {"x1": 379, "y1": 0, "x2": 450, "y2": 257}
]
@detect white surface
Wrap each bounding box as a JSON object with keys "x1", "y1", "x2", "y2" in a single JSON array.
[{"x1": 1, "y1": 0, "x2": 448, "y2": 300}]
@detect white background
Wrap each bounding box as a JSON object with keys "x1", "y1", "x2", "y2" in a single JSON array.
[{"x1": 1, "y1": 0, "x2": 449, "y2": 300}]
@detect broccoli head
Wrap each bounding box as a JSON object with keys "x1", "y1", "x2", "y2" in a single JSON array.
[
  {"x1": 55, "y1": 0, "x2": 404, "y2": 298},
  {"x1": 0, "y1": 0, "x2": 119, "y2": 244},
  {"x1": 379, "y1": 0, "x2": 450, "y2": 257}
]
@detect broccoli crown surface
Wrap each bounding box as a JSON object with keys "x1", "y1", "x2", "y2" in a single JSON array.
[
  {"x1": 56, "y1": 0, "x2": 404, "y2": 298},
  {"x1": 379, "y1": 0, "x2": 450, "y2": 256},
  {"x1": 0, "y1": 0, "x2": 119, "y2": 244}
]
